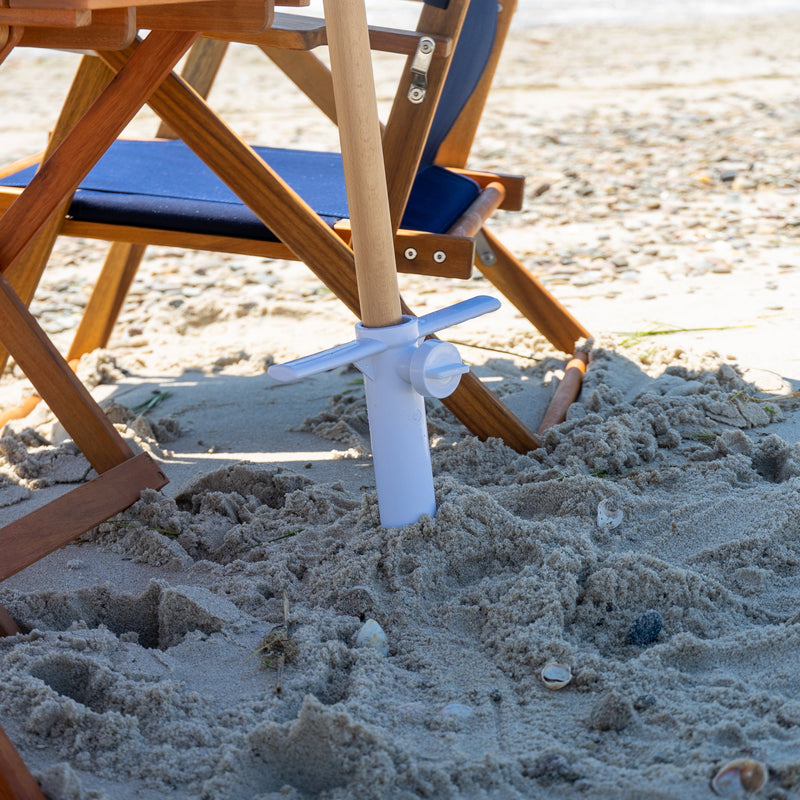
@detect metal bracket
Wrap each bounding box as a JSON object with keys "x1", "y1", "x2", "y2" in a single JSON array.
[
  {"x1": 475, "y1": 229, "x2": 497, "y2": 266},
  {"x1": 407, "y1": 36, "x2": 435, "y2": 104}
]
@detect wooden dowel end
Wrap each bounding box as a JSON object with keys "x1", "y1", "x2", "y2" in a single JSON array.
[{"x1": 536, "y1": 351, "x2": 588, "y2": 435}]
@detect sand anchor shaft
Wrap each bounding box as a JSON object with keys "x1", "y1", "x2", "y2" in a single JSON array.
[{"x1": 268, "y1": 296, "x2": 500, "y2": 527}]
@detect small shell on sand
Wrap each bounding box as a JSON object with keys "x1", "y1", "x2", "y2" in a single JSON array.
[
  {"x1": 597, "y1": 498, "x2": 623, "y2": 528},
  {"x1": 355, "y1": 618, "x2": 388, "y2": 656},
  {"x1": 711, "y1": 758, "x2": 767, "y2": 797},
  {"x1": 541, "y1": 662, "x2": 572, "y2": 690}
]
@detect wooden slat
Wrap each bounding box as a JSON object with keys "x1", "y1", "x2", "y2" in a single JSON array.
[
  {"x1": 260, "y1": 47, "x2": 339, "y2": 125},
  {"x1": 19, "y1": 7, "x2": 134, "y2": 49},
  {"x1": 446, "y1": 181, "x2": 505, "y2": 239},
  {"x1": 0, "y1": 604, "x2": 21, "y2": 636},
  {"x1": 8, "y1": 0, "x2": 231, "y2": 10},
  {"x1": 138, "y1": 0, "x2": 273, "y2": 35},
  {"x1": 0, "y1": 723, "x2": 47, "y2": 800},
  {"x1": 0, "y1": 454, "x2": 167, "y2": 582},
  {"x1": 0, "y1": 25, "x2": 22, "y2": 67},
  {"x1": 445, "y1": 370, "x2": 539, "y2": 452},
  {"x1": 221, "y1": 12, "x2": 452, "y2": 55},
  {"x1": 436, "y1": 0, "x2": 518, "y2": 167},
  {"x1": 0, "y1": 56, "x2": 114, "y2": 376},
  {"x1": 382, "y1": 0, "x2": 470, "y2": 230},
  {"x1": 68, "y1": 39, "x2": 231, "y2": 359},
  {"x1": 476, "y1": 226, "x2": 590, "y2": 355},
  {"x1": 537, "y1": 352, "x2": 588, "y2": 434},
  {"x1": 451, "y1": 168, "x2": 525, "y2": 211},
  {"x1": 67, "y1": 244, "x2": 145, "y2": 359},
  {"x1": 0, "y1": 7, "x2": 88, "y2": 26}
]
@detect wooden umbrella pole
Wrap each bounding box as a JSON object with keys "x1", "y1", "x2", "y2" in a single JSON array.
[{"x1": 322, "y1": 0, "x2": 402, "y2": 329}]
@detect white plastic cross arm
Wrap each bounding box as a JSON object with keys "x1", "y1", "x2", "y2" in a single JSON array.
[
  {"x1": 267, "y1": 337, "x2": 386, "y2": 383},
  {"x1": 416, "y1": 295, "x2": 501, "y2": 338}
]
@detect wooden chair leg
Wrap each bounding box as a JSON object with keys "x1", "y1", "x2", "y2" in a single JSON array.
[
  {"x1": 0, "y1": 604, "x2": 21, "y2": 637},
  {"x1": 476, "y1": 225, "x2": 590, "y2": 355},
  {"x1": 69, "y1": 39, "x2": 231, "y2": 362},
  {"x1": 0, "y1": 723, "x2": 48, "y2": 800},
  {"x1": 67, "y1": 242, "x2": 145, "y2": 360},
  {"x1": 0, "y1": 453, "x2": 167, "y2": 582},
  {"x1": 0, "y1": 55, "x2": 115, "y2": 376}
]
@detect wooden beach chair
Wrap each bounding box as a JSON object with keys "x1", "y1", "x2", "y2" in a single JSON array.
[{"x1": 0, "y1": 0, "x2": 588, "y2": 450}]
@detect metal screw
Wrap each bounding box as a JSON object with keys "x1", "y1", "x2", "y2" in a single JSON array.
[
  {"x1": 433, "y1": 250, "x2": 446, "y2": 263},
  {"x1": 419, "y1": 39, "x2": 434, "y2": 55},
  {"x1": 404, "y1": 247, "x2": 418, "y2": 260}
]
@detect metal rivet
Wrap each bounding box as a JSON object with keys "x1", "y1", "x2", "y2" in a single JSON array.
[
  {"x1": 433, "y1": 251, "x2": 446, "y2": 263},
  {"x1": 404, "y1": 247, "x2": 418, "y2": 260}
]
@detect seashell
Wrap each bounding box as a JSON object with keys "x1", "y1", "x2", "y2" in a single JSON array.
[
  {"x1": 711, "y1": 758, "x2": 767, "y2": 797},
  {"x1": 355, "y1": 618, "x2": 388, "y2": 656},
  {"x1": 540, "y1": 662, "x2": 572, "y2": 690},
  {"x1": 597, "y1": 498, "x2": 623, "y2": 528}
]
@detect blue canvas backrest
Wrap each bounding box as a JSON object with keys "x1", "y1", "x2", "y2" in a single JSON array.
[{"x1": 420, "y1": 0, "x2": 498, "y2": 166}]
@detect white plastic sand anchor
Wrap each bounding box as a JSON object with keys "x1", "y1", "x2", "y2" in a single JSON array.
[{"x1": 268, "y1": 295, "x2": 500, "y2": 527}]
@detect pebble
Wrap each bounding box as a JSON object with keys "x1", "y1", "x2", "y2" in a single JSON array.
[
  {"x1": 588, "y1": 692, "x2": 634, "y2": 732},
  {"x1": 355, "y1": 618, "x2": 388, "y2": 656},
  {"x1": 439, "y1": 703, "x2": 474, "y2": 721},
  {"x1": 626, "y1": 610, "x2": 663, "y2": 646}
]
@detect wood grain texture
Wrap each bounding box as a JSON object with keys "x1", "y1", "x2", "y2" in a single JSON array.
[
  {"x1": 476, "y1": 226, "x2": 590, "y2": 355},
  {"x1": 0, "y1": 273, "x2": 134, "y2": 472},
  {"x1": 537, "y1": 352, "x2": 588, "y2": 434},
  {"x1": 0, "y1": 55, "x2": 112, "y2": 375},
  {"x1": 18, "y1": 7, "x2": 134, "y2": 49},
  {"x1": 0, "y1": 723, "x2": 47, "y2": 800},
  {"x1": 322, "y1": 0, "x2": 400, "y2": 328},
  {"x1": 0, "y1": 453, "x2": 168, "y2": 582}
]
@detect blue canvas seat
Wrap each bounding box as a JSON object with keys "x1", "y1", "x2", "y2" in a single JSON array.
[
  {"x1": 0, "y1": 0, "x2": 495, "y2": 249},
  {"x1": 0, "y1": 140, "x2": 480, "y2": 240}
]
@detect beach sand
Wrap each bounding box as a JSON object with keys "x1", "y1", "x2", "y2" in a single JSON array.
[{"x1": 1, "y1": 12, "x2": 800, "y2": 799}]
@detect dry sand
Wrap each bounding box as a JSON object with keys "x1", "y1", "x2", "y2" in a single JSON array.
[{"x1": 1, "y1": 12, "x2": 800, "y2": 800}]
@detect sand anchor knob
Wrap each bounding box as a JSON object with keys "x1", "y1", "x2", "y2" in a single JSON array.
[{"x1": 268, "y1": 296, "x2": 500, "y2": 526}]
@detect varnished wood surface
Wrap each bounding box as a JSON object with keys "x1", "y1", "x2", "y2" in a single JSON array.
[
  {"x1": 0, "y1": 453, "x2": 168, "y2": 582},
  {"x1": 323, "y1": 0, "x2": 400, "y2": 328},
  {"x1": 0, "y1": 724, "x2": 47, "y2": 800}
]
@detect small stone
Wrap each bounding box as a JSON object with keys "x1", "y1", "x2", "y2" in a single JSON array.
[
  {"x1": 633, "y1": 693, "x2": 657, "y2": 711},
  {"x1": 626, "y1": 610, "x2": 663, "y2": 646},
  {"x1": 355, "y1": 618, "x2": 388, "y2": 656},
  {"x1": 588, "y1": 692, "x2": 633, "y2": 732}
]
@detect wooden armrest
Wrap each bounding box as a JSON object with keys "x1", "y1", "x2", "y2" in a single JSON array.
[
  {"x1": 448, "y1": 168, "x2": 525, "y2": 211},
  {"x1": 0, "y1": 7, "x2": 89, "y2": 26},
  {"x1": 17, "y1": 7, "x2": 135, "y2": 49},
  {"x1": 212, "y1": 11, "x2": 452, "y2": 57}
]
